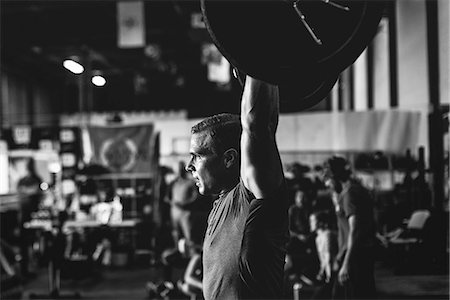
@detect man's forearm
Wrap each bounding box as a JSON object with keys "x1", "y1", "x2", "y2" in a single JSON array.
[
  {"x1": 342, "y1": 216, "x2": 357, "y2": 268},
  {"x1": 241, "y1": 76, "x2": 279, "y2": 135},
  {"x1": 342, "y1": 233, "x2": 354, "y2": 268}
]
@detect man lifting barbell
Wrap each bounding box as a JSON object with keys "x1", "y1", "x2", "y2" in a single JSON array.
[{"x1": 186, "y1": 0, "x2": 386, "y2": 299}]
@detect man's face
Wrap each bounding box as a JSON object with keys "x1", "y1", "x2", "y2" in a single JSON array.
[
  {"x1": 322, "y1": 166, "x2": 342, "y2": 193},
  {"x1": 186, "y1": 132, "x2": 225, "y2": 195}
]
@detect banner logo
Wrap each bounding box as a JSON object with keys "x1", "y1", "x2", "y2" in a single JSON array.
[{"x1": 100, "y1": 138, "x2": 138, "y2": 172}]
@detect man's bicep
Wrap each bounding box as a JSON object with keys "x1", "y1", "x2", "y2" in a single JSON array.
[
  {"x1": 240, "y1": 77, "x2": 284, "y2": 199},
  {"x1": 348, "y1": 215, "x2": 356, "y2": 231},
  {"x1": 240, "y1": 129, "x2": 283, "y2": 199},
  {"x1": 343, "y1": 192, "x2": 357, "y2": 218},
  {"x1": 347, "y1": 215, "x2": 358, "y2": 242}
]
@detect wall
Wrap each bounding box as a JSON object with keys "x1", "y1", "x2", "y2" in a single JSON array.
[
  {"x1": 347, "y1": 0, "x2": 449, "y2": 164},
  {"x1": 59, "y1": 109, "x2": 424, "y2": 172},
  {"x1": 438, "y1": 0, "x2": 450, "y2": 106},
  {"x1": 1, "y1": 70, "x2": 29, "y2": 126},
  {"x1": 353, "y1": 49, "x2": 369, "y2": 111},
  {"x1": 397, "y1": 0, "x2": 430, "y2": 111},
  {"x1": 152, "y1": 111, "x2": 422, "y2": 169},
  {"x1": 0, "y1": 69, "x2": 60, "y2": 128},
  {"x1": 373, "y1": 17, "x2": 391, "y2": 110}
]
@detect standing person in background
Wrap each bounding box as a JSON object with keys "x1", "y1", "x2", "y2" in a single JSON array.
[
  {"x1": 285, "y1": 188, "x2": 316, "y2": 280},
  {"x1": 150, "y1": 165, "x2": 174, "y2": 258},
  {"x1": 310, "y1": 210, "x2": 338, "y2": 299},
  {"x1": 286, "y1": 163, "x2": 315, "y2": 207},
  {"x1": 17, "y1": 158, "x2": 43, "y2": 222},
  {"x1": 323, "y1": 156, "x2": 377, "y2": 300},
  {"x1": 17, "y1": 157, "x2": 43, "y2": 277},
  {"x1": 185, "y1": 76, "x2": 288, "y2": 300},
  {"x1": 168, "y1": 161, "x2": 199, "y2": 248},
  {"x1": 289, "y1": 189, "x2": 312, "y2": 243}
]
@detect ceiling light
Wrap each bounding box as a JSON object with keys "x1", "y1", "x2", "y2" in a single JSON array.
[
  {"x1": 92, "y1": 75, "x2": 106, "y2": 87},
  {"x1": 63, "y1": 59, "x2": 84, "y2": 74}
]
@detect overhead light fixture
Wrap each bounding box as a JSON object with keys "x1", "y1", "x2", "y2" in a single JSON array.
[
  {"x1": 63, "y1": 59, "x2": 84, "y2": 74},
  {"x1": 91, "y1": 75, "x2": 106, "y2": 87}
]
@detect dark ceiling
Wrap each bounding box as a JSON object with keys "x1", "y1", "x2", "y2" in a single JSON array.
[{"x1": 1, "y1": 0, "x2": 248, "y2": 118}]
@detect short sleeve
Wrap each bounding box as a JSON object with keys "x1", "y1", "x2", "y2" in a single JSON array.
[
  {"x1": 237, "y1": 179, "x2": 255, "y2": 204},
  {"x1": 342, "y1": 188, "x2": 357, "y2": 219},
  {"x1": 228, "y1": 180, "x2": 255, "y2": 218},
  {"x1": 238, "y1": 182, "x2": 289, "y2": 299}
]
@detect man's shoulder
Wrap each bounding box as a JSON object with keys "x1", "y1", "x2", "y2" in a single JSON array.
[{"x1": 219, "y1": 181, "x2": 252, "y2": 217}]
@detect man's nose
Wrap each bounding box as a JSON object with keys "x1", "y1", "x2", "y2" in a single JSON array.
[{"x1": 185, "y1": 162, "x2": 193, "y2": 172}]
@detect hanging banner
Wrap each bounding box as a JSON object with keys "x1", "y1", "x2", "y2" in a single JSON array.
[
  {"x1": 117, "y1": 1, "x2": 146, "y2": 48},
  {"x1": 85, "y1": 124, "x2": 156, "y2": 174}
]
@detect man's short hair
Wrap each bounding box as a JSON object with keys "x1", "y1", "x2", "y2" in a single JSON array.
[
  {"x1": 191, "y1": 113, "x2": 241, "y2": 154},
  {"x1": 324, "y1": 156, "x2": 352, "y2": 181}
]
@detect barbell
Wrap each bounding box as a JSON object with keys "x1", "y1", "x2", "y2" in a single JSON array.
[{"x1": 201, "y1": 0, "x2": 386, "y2": 110}]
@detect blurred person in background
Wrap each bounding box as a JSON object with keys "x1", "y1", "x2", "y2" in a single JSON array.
[
  {"x1": 17, "y1": 157, "x2": 44, "y2": 277},
  {"x1": 311, "y1": 165, "x2": 327, "y2": 192},
  {"x1": 17, "y1": 158, "x2": 43, "y2": 223},
  {"x1": 151, "y1": 165, "x2": 174, "y2": 260},
  {"x1": 310, "y1": 210, "x2": 338, "y2": 299},
  {"x1": 286, "y1": 162, "x2": 315, "y2": 207},
  {"x1": 285, "y1": 188, "x2": 317, "y2": 281},
  {"x1": 323, "y1": 156, "x2": 377, "y2": 300},
  {"x1": 289, "y1": 189, "x2": 312, "y2": 240},
  {"x1": 167, "y1": 161, "x2": 199, "y2": 248}
]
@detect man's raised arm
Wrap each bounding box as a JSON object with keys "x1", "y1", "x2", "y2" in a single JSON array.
[{"x1": 240, "y1": 76, "x2": 284, "y2": 199}]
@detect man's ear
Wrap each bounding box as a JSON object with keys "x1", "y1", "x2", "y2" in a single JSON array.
[{"x1": 223, "y1": 148, "x2": 238, "y2": 169}]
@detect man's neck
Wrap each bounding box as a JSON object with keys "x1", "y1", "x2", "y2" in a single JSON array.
[{"x1": 218, "y1": 180, "x2": 239, "y2": 198}]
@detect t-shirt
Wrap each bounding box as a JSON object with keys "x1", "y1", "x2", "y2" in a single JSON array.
[
  {"x1": 239, "y1": 183, "x2": 289, "y2": 299},
  {"x1": 288, "y1": 205, "x2": 310, "y2": 235},
  {"x1": 336, "y1": 209, "x2": 350, "y2": 261},
  {"x1": 202, "y1": 181, "x2": 253, "y2": 300},
  {"x1": 202, "y1": 181, "x2": 288, "y2": 300},
  {"x1": 336, "y1": 179, "x2": 376, "y2": 260}
]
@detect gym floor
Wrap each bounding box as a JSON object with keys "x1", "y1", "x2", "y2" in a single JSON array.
[{"x1": 16, "y1": 258, "x2": 449, "y2": 300}]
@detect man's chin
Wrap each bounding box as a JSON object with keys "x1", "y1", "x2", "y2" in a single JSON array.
[
  {"x1": 197, "y1": 186, "x2": 206, "y2": 195},
  {"x1": 198, "y1": 187, "x2": 213, "y2": 196}
]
